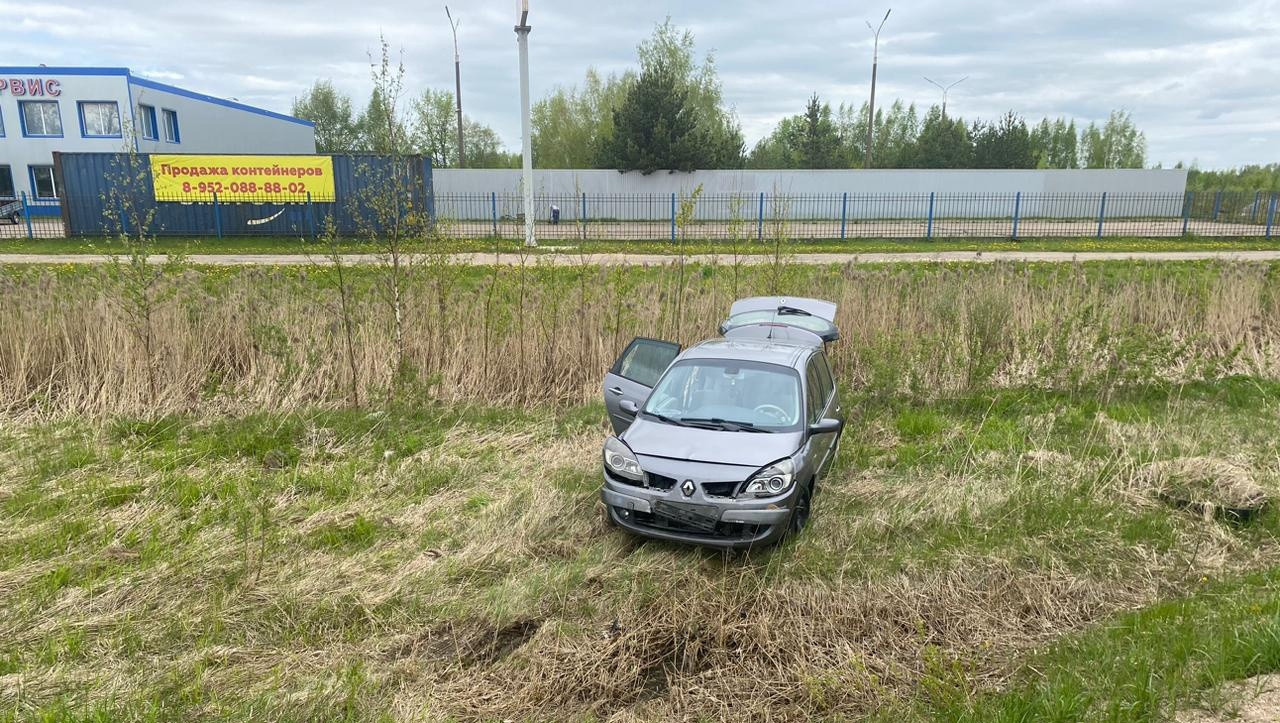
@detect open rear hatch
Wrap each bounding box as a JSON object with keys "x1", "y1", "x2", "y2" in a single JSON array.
[{"x1": 718, "y1": 296, "x2": 839, "y2": 346}]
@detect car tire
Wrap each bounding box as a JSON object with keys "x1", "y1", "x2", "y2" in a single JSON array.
[
  {"x1": 787, "y1": 484, "x2": 813, "y2": 537},
  {"x1": 600, "y1": 502, "x2": 617, "y2": 529}
]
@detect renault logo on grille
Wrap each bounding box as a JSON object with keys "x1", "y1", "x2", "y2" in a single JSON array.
[{"x1": 681, "y1": 479, "x2": 695, "y2": 497}]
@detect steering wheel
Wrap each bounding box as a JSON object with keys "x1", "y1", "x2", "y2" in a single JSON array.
[{"x1": 754, "y1": 403, "x2": 789, "y2": 423}]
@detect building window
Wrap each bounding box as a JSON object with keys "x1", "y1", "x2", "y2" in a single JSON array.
[
  {"x1": 162, "y1": 109, "x2": 180, "y2": 143},
  {"x1": 138, "y1": 104, "x2": 158, "y2": 140},
  {"x1": 0, "y1": 108, "x2": 5, "y2": 138},
  {"x1": 79, "y1": 101, "x2": 122, "y2": 138},
  {"x1": 30, "y1": 166, "x2": 58, "y2": 199},
  {"x1": 20, "y1": 101, "x2": 62, "y2": 137},
  {"x1": 0, "y1": 166, "x2": 15, "y2": 199}
]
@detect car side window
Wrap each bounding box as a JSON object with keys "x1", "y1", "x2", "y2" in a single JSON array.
[
  {"x1": 805, "y1": 360, "x2": 824, "y2": 424},
  {"x1": 612, "y1": 338, "x2": 679, "y2": 388},
  {"x1": 816, "y1": 352, "x2": 835, "y2": 403}
]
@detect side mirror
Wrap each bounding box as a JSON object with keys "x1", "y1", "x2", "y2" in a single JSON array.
[
  {"x1": 619, "y1": 399, "x2": 639, "y2": 414},
  {"x1": 808, "y1": 418, "x2": 842, "y2": 436}
]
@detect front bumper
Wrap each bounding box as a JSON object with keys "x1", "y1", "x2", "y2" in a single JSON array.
[{"x1": 601, "y1": 472, "x2": 798, "y2": 550}]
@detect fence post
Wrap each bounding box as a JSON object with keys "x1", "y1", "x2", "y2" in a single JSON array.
[
  {"x1": 1253, "y1": 191, "x2": 1262, "y2": 225},
  {"x1": 581, "y1": 192, "x2": 587, "y2": 227},
  {"x1": 306, "y1": 192, "x2": 316, "y2": 238},
  {"x1": 839, "y1": 192, "x2": 848, "y2": 240},
  {"x1": 1182, "y1": 192, "x2": 1193, "y2": 236},
  {"x1": 926, "y1": 192, "x2": 935, "y2": 239},
  {"x1": 213, "y1": 192, "x2": 223, "y2": 239},
  {"x1": 1095, "y1": 192, "x2": 1107, "y2": 238},
  {"x1": 491, "y1": 191, "x2": 498, "y2": 237},
  {"x1": 1012, "y1": 192, "x2": 1022, "y2": 240},
  {"x1": 1267, "y1": 193, "x2": 1278, "y2": 240},
  {"x1": 669, "y1": 192, "x2": 676, "y2": 241},
  {"x1": 20, "y1": 192, "x2": 33, "y2": 239},
  {"x1": 757, "y1": 192, "x2": 765, "y2": 240},
  {"x1": 1212, "y1": 191, "x2": 1222, "y2": 222}
]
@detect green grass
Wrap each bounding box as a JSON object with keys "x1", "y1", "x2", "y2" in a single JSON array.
[
  {"x1": 2, "y1": 233, "x2": 1279, "y2": 256},
  {"x1": 2, "y1": 379, "x2": 1279, "y2": 720}
]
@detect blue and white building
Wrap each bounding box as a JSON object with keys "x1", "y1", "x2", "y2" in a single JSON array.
[{"x1": 0, "y1": 66, "x2": 315, "y2": 205}]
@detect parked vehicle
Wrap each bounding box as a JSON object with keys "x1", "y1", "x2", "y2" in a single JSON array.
[
  {"x1": 600, "y1": 297, "x2": 844, "y2": 549},
  {"x1": 1, "y1": 200, "x2": 23, "y2": 225}
]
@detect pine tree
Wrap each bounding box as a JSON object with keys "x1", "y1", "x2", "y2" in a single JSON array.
[{"x1": 597, "y1": 62, "x2": 707, "y2": 173}]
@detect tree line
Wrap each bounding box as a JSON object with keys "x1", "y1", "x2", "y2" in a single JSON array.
[
  {"x1": 293, "y1": 20, "x2": 1153, "y2": 173},
  {"x1": 292, "y1": 79, "x2": 520, "y2": 167},
  {"x1": 1185, "y1": 164, "x2": 1280, "y2": 192},
  {"x1": 745, "y1": 98, "x2": 1147, "y2": 170}
]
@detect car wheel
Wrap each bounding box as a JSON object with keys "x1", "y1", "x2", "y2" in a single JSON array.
[{"x1": 788, "y1": 485, "x2": 812, "y2": 536}]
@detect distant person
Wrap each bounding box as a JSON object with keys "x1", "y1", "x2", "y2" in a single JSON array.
[{"x1": 550, "y1": 204, "x2": 560, "y2": 225}]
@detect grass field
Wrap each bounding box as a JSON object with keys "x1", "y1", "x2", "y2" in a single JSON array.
[
  {"x1": 2, "y1": 233, "x2": 1280, "y2": 257},
  {"x1": 2, "y1": 383, "x2": 1278, "y2": 720},
  {"x1": 2, "y1": 260, "x2": 1280, "y2": 720}
]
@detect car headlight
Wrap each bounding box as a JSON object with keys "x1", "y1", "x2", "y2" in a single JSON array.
[
  {"x1": 740, "y1": 457, "x2": 796, "y2": 498},
  {"x1": 603, "y1": 436, "x2": 643, "y2": 481}
]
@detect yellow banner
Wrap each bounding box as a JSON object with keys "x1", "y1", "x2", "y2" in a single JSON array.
[{"x1": 150, "y1": 154, "x2": 335, "y2": 202}]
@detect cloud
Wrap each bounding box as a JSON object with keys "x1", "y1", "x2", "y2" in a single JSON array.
[{"x1": 6, "y1": 0, "x2": 1276, "y2": 168}]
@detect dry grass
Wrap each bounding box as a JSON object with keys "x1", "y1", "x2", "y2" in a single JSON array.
[
  {"x1": 2, "y1": 379, "x2": 1279, "y2": 720},
  {"x1": 3, "y1": 260, "x2": 1280, "y2": 719},
  {"x1": 1, "y1": 260, "x2": 1279, "y2": 418}
]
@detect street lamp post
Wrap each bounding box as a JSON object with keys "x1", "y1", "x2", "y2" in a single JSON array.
[
  {"x1": 923, "y1": 75, "x2": 967, "y2": 120},
  {"x1": 864, "y1": 8, "x2": 891, "y2": 170},
  {"x1": 445, "y1": 5, "x2": 465, "y2": 168},
  {"x1": 515, "y1": 0, "x2": 535, "y2": 247}
]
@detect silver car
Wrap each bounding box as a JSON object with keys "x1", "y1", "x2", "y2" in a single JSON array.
[{"x1": 600, "y1": 297, "x2": 844, "y2": 550}]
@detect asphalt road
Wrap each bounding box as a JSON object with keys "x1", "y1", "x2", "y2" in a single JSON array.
[{"x1": 3, "y1": 250, "x2": 1280, "y2": 266}]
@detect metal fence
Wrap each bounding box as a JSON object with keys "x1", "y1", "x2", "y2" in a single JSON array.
[
  {"x1": 436, "y1": 191, "x2": 1280, "y2": 241},
  {"x1": 3, "y1": 189, "x2": 1278, "y2": 241}
]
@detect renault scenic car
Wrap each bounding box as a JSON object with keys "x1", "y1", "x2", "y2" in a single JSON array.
[{"x1": 600, "y1": 297, "x2": 844, "y2": 549}]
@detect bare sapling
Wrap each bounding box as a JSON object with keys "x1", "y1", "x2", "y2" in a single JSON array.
[
  {"x1": 103, "y1": 131, "x2": 186, "y2": 406},
  {"x1": 321, "y1": 220, "x2": 363, "y2": 407},
  {"x1": 767, "y1": 190, "x2": 793, "y2": 295},
  {"x1": 351, "y1": 34, "x2": 426, "y2": 395},
  {"x1": 725, "y1": 194, "x2": 747, "y2": 299},
  {"x1": 673, "y1": 184, "x2": 704, "y2": 342}
]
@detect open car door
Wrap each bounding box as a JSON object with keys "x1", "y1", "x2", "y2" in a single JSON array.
[
  {"x1": 719, "y1": 297, "x2": 839, "y2": 346},
  {"x1": 603, "y1": 337, "x2": 681, "y2": 434}
]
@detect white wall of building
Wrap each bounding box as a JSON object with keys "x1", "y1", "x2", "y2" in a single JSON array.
[
  {"x1": 0, "y1": 67, "x2": 314, "y2": 202},
  {"x1": 432, "y1": 168, "x2": 1190, "y2": 220},
  {"x1": 0, "y1": 71, "x2": 134, "y2": 200},
  {"x1": 129, "y1": 78, "x2": 314, "y2": 155}
]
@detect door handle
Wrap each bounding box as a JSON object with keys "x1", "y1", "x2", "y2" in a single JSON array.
[{"x1": 608, "y1": 387, "x2": 624, "y2": 395}]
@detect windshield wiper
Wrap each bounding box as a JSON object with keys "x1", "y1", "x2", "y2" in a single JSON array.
[
  {"x1": 679, "y1": 417, "x2": 773, "y2": 433},
  {"x1": 641, "y1": 411, "x2": 695, "y2": 428}
]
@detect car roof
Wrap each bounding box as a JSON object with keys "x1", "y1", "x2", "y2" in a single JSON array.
[{"x1": 678, "y1": 338, "x2": 813, "y2": 370}]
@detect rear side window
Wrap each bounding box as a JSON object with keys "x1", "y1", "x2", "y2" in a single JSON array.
[
  {"x1": 805, "y1": 361, "x2": 824, "y2": 424},
  {"x1": 815, "y1": 352, "x2": 835, "y2": 400}
]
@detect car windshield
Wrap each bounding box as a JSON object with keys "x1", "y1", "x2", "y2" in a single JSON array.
[{"x1": 642, "y1": 359, "x2": 802, "y2": 432}]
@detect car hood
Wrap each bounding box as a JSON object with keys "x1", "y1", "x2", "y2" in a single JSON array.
[{"x1": 622, "y1": 417, "x2": 803, "y2": 467}]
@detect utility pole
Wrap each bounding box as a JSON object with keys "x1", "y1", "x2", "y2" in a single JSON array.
[
  {"x1": 446, "y1": 5, "x2": 465, "y2": 167},
  {"x1": 515, "y1": 0, "x2": 535, "y2": 246},
  {"x1": 923, "y1": 75, "x2": 967, "y2": 121},
  {"x1": 864, "y1": 8, "x2": 891, "y2": 169}
]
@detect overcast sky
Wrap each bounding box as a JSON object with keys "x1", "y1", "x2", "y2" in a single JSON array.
[{"x1": 10, "y1": 0, "x2": 1278, "y2": 168}]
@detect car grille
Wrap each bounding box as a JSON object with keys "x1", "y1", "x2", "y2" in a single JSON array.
[
  {"x1": 645, "y1": 472, "x2": 677, "y2": 491},
  {"x1": 701, "y1": 481, "x2": 739, "y2": 498}
]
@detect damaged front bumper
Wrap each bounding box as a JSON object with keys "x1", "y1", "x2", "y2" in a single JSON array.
[{"x1": 600, "y1": 467, "x2": 798, "y2": 550}]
